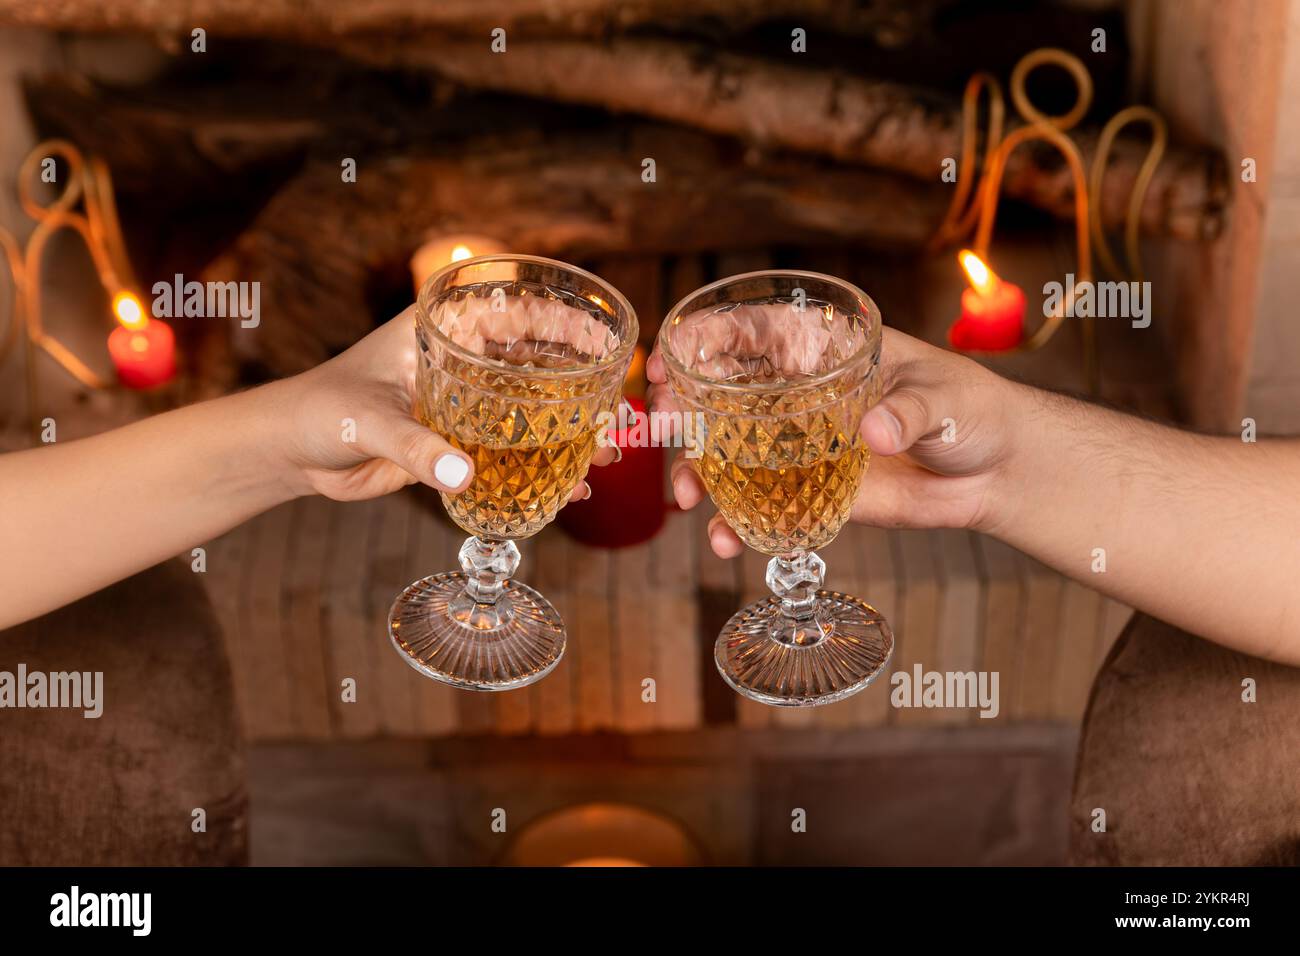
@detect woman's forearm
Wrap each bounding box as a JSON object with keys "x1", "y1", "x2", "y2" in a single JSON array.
[
  {"x1": 986, "y1": 383, "x2": 1300, "y2": 664},
  {"x1": 0, "y1": 381, "x2": 300, "y2": 629},
  {"x1": 0, "y1": 311, "x2": 490, "y2": 630}
]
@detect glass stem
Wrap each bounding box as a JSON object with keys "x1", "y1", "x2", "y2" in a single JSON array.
[
  {"x1": 451, "y1": 536, "x2": 520, "y2": 630},
  {"x1": 766, "y1": 550, "x2": 829, "y2": 646}
]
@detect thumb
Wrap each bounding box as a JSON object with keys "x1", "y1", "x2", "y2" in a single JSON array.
[
  {"x1": 861, "y1": 384, "x2": 941, "y2": 456},
  {"x1": 365, "y1": 415, "x2": 474, "y2": 493}
]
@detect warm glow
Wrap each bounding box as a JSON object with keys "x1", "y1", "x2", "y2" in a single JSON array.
[
  {"x1": 129, "y1": 333, "x2": 149, "y2": 353},
  {"x1": 411, "y1": 235, "x2": 509, "y2": 291},
  {"x1": 624, "y1": 345, "x2": 647, "y2": 399},
  {"x1": 564, "y1": 857, "x2": 648, "y2": 867},
  {"x1": 958, "y1": 249, "x2": 998, "y2": 297},
  {"x1": 113, "y1": 291, "x2": 147, "y2": 330}
]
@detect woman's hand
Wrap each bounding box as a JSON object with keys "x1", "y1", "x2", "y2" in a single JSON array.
[
  {"x1": 0, "y1": 304, "x2": 609, "y2": 628},
  {"x1": 276, "y1": 306, "x2": 609, "y2": 503},
  {"x1": 647, "y1": 326, "x2": 1022, "y2": 558}
]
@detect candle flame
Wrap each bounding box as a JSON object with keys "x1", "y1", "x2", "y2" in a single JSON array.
[
  {"x1": 958, "y1": 250, "x2": 999, "y2": 297},
  {"x1": 450, "y1": 244, "x2": 474, "y2": 262},
  {"x1": 113, "y1": 291, "x2": 147, "y2": 330}
]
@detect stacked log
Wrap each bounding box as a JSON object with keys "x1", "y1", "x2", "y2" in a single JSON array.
[{"x1": 4, "y1": 0, "x2": 1225, "y2": 384}]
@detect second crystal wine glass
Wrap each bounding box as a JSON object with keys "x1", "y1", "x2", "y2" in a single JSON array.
[
  {"x1": 389, "y1": 255, "x2": 637, "y2": 690},
  {"x1": 658, "y1": 270, "x2": 893, "y2": 706}
]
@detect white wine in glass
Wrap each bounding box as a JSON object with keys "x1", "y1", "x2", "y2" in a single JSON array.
[
  {"x1": 389, "y1": 255, "x2": 637, "y2": 691},
  {"x1": 658, "y1": 271, "x2": 893, "y2": 706}
]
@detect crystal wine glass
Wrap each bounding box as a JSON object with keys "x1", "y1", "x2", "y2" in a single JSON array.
[
  {"x1": 658, "y1": 270, "x2": 893, "y2": 706},
  {"x1": 389, "y1": 255, "x2": 638, "y2": 690}
]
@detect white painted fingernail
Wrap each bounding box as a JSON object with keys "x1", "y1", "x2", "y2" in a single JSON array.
[{"x1": 434, "y1": 454, "x2": 469, "y2": 488}]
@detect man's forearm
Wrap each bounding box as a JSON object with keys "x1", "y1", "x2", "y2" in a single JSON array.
[
  {"x1": 984, "y1": 384, "x2": 1300, "y2": 664},
  {"x1": 0, "y1": 382, "x2": 299, "y2": 629}
]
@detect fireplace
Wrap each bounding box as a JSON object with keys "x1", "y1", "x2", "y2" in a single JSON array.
[{"x1": 0, "y1": 0, "x2": 1293, "y2": 867}]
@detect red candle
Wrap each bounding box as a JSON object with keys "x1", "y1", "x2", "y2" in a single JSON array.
[
  {"x1": 107, "y1": 292, "x2": 176, "y2": 389},
  {"x1": 558, "y1": 395, "x2": 667, "y2": 548},
  {"x1": 948, "y1": 250, "x2": 1025, "y2": 352}
]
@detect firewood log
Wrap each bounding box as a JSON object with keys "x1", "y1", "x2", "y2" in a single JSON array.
[
  {"x1": 0, "y1": 0, "x2": 931, "y2": 42},
  {"x1": 5, "y1": 7, "x2": 1222, "y2": 238},
  {"x1": 200, "y1": 124, "x2": 950, "y2": 380},
  {"x1": 336, "y1": 38, "x2": 1225, "y2": 241}
]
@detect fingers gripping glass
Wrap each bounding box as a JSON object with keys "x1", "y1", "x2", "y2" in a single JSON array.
[
  {"x1": 389, "y1": 255, "x2": 637, "y2": 690},
  {"x1": 658, "y1": 271, "x2": 894, "y2": 707}
]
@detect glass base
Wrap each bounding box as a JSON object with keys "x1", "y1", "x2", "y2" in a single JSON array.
[
  {"x1": 388, "y1": 572, "x2": 565, "y2": 691},
  {"x1": 715, "y1": 590, "x2": 893, "y2": 707}
]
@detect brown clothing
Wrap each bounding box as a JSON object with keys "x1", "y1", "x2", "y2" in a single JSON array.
[
  {"x1": 0, "y1": 559, "x2": 247, "y2": 866},
  {"x1": 1070, "y1": 613, "x2": 1300, "y2": 865}
]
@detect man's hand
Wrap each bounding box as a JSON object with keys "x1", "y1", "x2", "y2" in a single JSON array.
[
  {"x1": 653, "y1": 321, "x2": 1300, "y2": 664},
  {"x1": 647, "y1": 326, "x2": 1020, "y2": 557}
]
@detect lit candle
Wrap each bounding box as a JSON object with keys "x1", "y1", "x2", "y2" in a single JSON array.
[
  {"x1": 410, "y1": 233, "x2": 508, "y2": 291},
  {"x1": 948, "y1": 249, "x2": 1025, "y2": 352},
  {"x1": 107, "y1": 291, "x2": 176, "y2": 389}
]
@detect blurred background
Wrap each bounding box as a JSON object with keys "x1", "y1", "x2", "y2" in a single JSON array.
[{"x1": 0, "y1": 0, "x2": 1295, "y2": 865}]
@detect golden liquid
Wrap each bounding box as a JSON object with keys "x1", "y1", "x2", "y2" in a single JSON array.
[
  {"x1": 699, "y1": 445, "x2": 869, "y2": 555},
  {"x1": 420, "y1": 351, "x2": 610, "y2": 542},
  {"x1": 663, "y1": 295, "x2": 878, "y2": 558},
  {"x1": 417, "y1": 283, "x2": 627, "y2": 541},
  {"x1": 432, "y1": 426, "x2": 598, "y2": 541}
]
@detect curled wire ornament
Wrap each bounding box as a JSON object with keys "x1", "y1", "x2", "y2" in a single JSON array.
[
  {"x1": 9, "y1": 139, "x2": 141, "y2": 393},
  {"x1": 929, "y1": 71, "x2": 1004, "y2": 252},
  {"x1": 1088, "y1": 105, "x2": 1167, "y2": 280},
  {"x1": 0, "y1": 228, "x2": 20, "y2": 365},
  {"x1": 933, "y1": 47, "x2": 1169, "y2": 391}
]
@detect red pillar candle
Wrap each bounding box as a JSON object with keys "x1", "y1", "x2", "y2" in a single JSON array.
[
  {"x1": 948, "y1": 249, "x2": 1025, "y2": 352},
  {"x1": 107, "y1": 292, "x2": 176, "y2": 389},
  {"x1": 558, "y1": 395, "x2": 667, "y2": 548}
]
